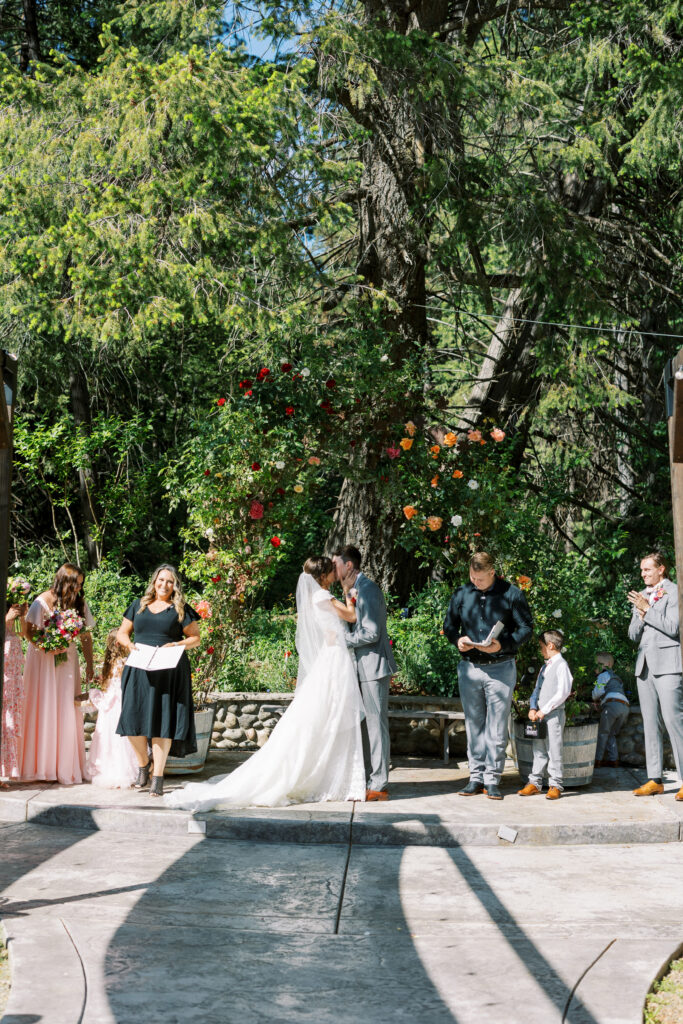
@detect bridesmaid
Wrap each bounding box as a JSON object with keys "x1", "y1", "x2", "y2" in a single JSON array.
[
  {"x1": 21, "y1": 563, "x2": 95, "y2": 785},
  {"x1": 1, "y1": 599, "x2": 28, "y2": 785}
]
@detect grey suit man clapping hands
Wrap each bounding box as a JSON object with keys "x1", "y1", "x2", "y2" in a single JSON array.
[
  {"x1": 333, "y1": 545, "x2": 396, "y2": 801},
  {"x1": 628, "y1": 551, "x2": 683, "y2": 801}
]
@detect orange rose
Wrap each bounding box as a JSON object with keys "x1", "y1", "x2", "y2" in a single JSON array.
[
  {"x1": 443, "y1": 432, "x2": 457, "y2": 447},
  {"x1": 467, "y1": 429, "x2": 483, "y2": 442},
  {"x1": 517, "y1": 575, "x2": 532, "y2": 591},
  {"x1": 399, "y1": 438, "x2": 413, "y2": 450},
  {"x1": 405, "y1": 421, "x2": 417, "y2": 437},
  {"x1": 490, "y1": 428, "x2": 506, "y2": 442},
  {"x1": 452, "y1": 470, "x2": 463, "y2": 479},
  {"x1": 430, "y1": 444, "x2": 440, "y2": 455},
  {"x1": 431, "y1": 475, "x2": 439, "y2": 487},
  {"x1": 427, "y1": 516, "x2": 443, "y2": 531},
  {"x1": 403, "y1": 505, "x2": 418, "y2": 520}
]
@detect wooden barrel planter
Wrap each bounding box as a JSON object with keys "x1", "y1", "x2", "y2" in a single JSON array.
[
  {"x1": 510, "y1": 717, "x2": 599, "y2": 787},
  {"x1": 165, "y1": 705, "x2": 216, "y2": 775}
]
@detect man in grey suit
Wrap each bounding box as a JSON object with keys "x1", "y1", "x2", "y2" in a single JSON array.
[
  {"x1": 628, "y1": 551, "x2": 683, "y2": 801},
  {"x1": 333, "y1": 545, "x2": 397, "y2": 800}
]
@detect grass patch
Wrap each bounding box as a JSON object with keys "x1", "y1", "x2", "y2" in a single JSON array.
[{"x1": 645, "y1": 956, "x2": 683, "y2": 1024}]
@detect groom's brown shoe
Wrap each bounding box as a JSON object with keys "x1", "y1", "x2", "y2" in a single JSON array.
[{"x1": 366, "y1": 789, "x2": 389, "y2": 801}]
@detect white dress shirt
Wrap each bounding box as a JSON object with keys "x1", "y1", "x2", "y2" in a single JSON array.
[{"x1": 537, "y1": 652, "x2": 573, "y2": 717}]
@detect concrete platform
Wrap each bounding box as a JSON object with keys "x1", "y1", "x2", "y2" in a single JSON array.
[{"x1": 0, "y1": 755, "x2": 681, "y2": 847}]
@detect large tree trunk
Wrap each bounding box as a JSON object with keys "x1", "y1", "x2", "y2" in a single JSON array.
[
  {"x1": 20, "y1": 0, "x2": 40, "y2": 72},
  {"x1": 69, "y1": 368, "x2": 100, "y2": 568}
]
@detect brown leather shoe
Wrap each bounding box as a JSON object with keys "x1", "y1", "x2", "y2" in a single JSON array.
[
  {"x1": 593, "y1": 760, "x2": 603, "y2": 768},
  {"x1": 675, "y1": 786, "x2": 683, "y2": 802},
  {"x1": 518, "y1": 783, "x2": 541, "y2": 796},
  {"x1": 633, "y1": 780, "x2": 664, "y2": 796},
  {"x1": 365, "y1": 789, "x2": 389, "y2": 801},
  {"x1": 546, "y1": 787, "x2": 561, "y2": 800}
]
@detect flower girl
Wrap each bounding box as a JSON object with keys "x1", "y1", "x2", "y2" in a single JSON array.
[{"x1": 87, "y1": 630, "x2": 138, "y2": 788}]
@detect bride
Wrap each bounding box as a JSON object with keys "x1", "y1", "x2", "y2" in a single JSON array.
[{"x1": 165, "y1": 556, "x2": 366, "y2": 810}]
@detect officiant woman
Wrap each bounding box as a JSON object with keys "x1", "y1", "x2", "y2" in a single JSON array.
[{"x1": 116, "y1": 564, "x2": 201, "y2": 797}]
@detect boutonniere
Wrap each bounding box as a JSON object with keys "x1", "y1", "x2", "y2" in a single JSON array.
[
  {"x1": 348, "y1": 587, "x2": 358, "y2": 606},
  {"x1": 652, "y1": 586, "x2": 665, "y2": 604}
]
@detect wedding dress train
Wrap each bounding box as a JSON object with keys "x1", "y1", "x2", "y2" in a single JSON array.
[{"x1": 165, "y1": 574, "x2": 366, "y2": 810}]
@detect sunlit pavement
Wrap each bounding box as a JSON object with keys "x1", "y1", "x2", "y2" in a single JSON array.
[{"x1": 1, "y1": 758, "x2": 681, "y2": 1023}]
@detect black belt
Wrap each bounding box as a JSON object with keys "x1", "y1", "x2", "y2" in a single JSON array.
[{"x1": 464, "y1": 654, "x2": 515, "y2": 666}]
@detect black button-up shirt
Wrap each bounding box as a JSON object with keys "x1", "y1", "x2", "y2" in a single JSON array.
[{"x1": 443, "y1": 577, "x2": 533, "y2": 663}]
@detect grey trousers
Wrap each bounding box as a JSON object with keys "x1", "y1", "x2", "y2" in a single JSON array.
[
  {"x1": 636, "y1": 669, "x2": 683, "y2": 780},
  {"x1": 595, "y1": 701, "x2": 629, "y2": 762},
  {"x1": 529, "y1": 708, "x2": 565, "y2": 790},
  {"x1": 458, "y1": 659, "x2": 517, "y2": 786},
  {"x1": 360, "y1": 675, "x2": 391, "y2": 791}
]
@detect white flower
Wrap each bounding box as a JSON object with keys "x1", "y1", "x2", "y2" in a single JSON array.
[
  {"x1": 552, "y1": 608, "x2": 563, "y2": 618},
  {"x1": 380, "y1": 354, "x2": 389, "y2": 362},
  {"x1": 450, "y1": 514, "x2": 463, "y2": 527},
  {"x1": 467, "y1": 479, "x2": 479, "y2": 490},
  {"x1": 205, "y1": 527, "x2": 215, "y2": 542},
  {"x1": 300, "y1": 367, "x2": 310, "y2": 377},
  {"x1": 275, "y1": 460, "x2": 285, "y2": 470}
]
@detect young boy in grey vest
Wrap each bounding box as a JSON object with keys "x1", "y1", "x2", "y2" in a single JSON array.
[
  {"x1": 518, "y1": 629, "x2": 573, "y2": 800},
  {"x1": 592, "y1": 651, "x2": 629, "y2": 768}
]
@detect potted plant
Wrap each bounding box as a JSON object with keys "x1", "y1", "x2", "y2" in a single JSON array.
[{"x1": 165, "y1": 599, "x2": 217, "y2": 776}]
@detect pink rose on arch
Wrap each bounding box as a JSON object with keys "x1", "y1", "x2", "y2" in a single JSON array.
[
  {"x1": 248, "y1": 500, "x2": 264, "y2": 520},
  {"x1": 490, "y1": 427, "x2": 506, "y2": 442},
  {"x1": 385, "y1": 446, "x2": 401, "y2": 460}
]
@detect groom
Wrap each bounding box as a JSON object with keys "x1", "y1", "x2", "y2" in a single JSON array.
[{"x1": 333, "y1": 545, "x2": 397, "y2": 801}]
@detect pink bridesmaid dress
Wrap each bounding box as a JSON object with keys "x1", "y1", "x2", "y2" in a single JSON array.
[
  {"x1": 1, "y1": 626, "x2": 24, "y2": 780},
  {"x1": 20, "y1": 596, "x2": 93, "y2": 785},
  {"x1": 87, "y1": 665, "x2": 138, "y2": 788}
]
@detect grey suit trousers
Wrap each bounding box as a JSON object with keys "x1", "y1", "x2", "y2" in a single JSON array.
[
  {"x1": 637, "y1": 668, "x2": 683, "y2": 780},
  {"x1": 595, "y1": 701, "x2": 629, "y2": 762},
  {"x1": 360, "y1": 675, "x2": 391, "y2": 791},
  {"x1": 529, "y1": 708, "x2": 565, "y2": 791},
  {"x1": 458, "y1": 658, "x2": 517, "y2": 786}
]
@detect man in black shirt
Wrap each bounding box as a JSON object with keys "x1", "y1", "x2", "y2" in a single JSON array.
[{"x1": 443, "y1": 551, "x2": 533, "y2": 799}]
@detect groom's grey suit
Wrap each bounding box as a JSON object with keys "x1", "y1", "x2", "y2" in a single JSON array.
[
  {"x1": 345, "y1": 572, "x2": 397, "y2": 792},
  {"x1": 628, "y1": 576, "x2": 683, "y2": 780}
]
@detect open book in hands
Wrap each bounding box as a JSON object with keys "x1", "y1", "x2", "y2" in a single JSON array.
[
  {"x1": 470, "y1": 620, "x2": 504, "y2": 649},
  {"x1": 125, "y1": 644, "x2": 184, "y2": 671}
]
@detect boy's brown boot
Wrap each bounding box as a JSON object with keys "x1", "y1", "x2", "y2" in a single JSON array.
[
  {"x1": 518, "y1": 783, "x2": 540, "y2": 796},
  {"x1": 546, "y1": 787, "x2": 561, "y2": 800}
]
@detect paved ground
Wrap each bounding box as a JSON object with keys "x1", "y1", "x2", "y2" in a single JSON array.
[{"x1": 0, "y1": 757, "x2": 682, "y2": 1024}]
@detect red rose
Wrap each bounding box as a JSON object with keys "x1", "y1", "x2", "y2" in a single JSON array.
[
  {"x1": 270, "y1": 536, "x2": 282, "y2": 547},
  {"x1": 211, "y1": 575, "x2": 222, "y2": 583},
  {"x1": 326, "y1": 378, "x2": 336, "y2": 389},
  {"x1": 245, "y1": 389, "x2": 252, "y2": 397},
  {"x1": 285, "y1": 405, "x2": 294, "y2": 416},
  {"x1": 239, "y1": 379, "x2": 253, "y2": 389},
  {"x1": 206, "y1": 646, "x2": 215, "y2": 655},
  {"x1": 256, "y1": 367, "x2": 270, "y2": 381},
  {"x1": 204, "y1": 469, "x2": 211, "y2": 476},
  {"x1": 281, "y1": 362, "x2": 292, "y2": 372},
  {"x1": 251, "y1": 461, "x2": 261, "y2": 471},
  {"x1": 217, "y1": 397, "x2": 226, "y2": 406},
  {"x1": 249, "y1": 500, "x2": 264, "y2": 520},
  {"x1": 276, "y1": 487, "x2": 285, "y2": 496}
]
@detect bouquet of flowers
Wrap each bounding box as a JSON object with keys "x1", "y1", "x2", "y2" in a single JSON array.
[
  {"x1": 34, "y1": 608, "x2": 85, "y2": 665},
  {"x1": 6, "y1": 576, "x2": 31, "y2": 632}
]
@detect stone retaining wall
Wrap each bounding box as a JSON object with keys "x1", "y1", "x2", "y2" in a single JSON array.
[{"x1": 83, "y1": 693, "x2": 662, "y2": 766}]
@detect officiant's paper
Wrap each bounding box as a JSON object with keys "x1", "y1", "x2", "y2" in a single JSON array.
[
  {"x1": 471, "y1": 620, "x2": 504, "y2": 649},
  {"x1": 125, "y1": 643, "x2": 184, "y2": 671}
]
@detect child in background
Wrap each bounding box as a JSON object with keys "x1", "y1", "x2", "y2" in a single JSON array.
[
  {"x1": 518, "y1": 628, "x2": 573, "y2": 800},
  {"x1": 592, "y1": 651, "x2": 629, "y2": 768},
  {"x1": 87, "y1": 629, "x2": 138, "y2": 788}
]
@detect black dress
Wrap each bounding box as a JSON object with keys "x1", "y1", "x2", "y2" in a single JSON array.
[{"x1": 116, "y1": 599, "x2": 199, "y2": 757}]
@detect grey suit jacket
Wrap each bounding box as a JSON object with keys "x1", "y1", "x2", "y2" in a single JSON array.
[
  {"x1": 628, "y1": 577, "x2": 681, "y2": 677},
  {"x1": 345, "y1": 572, "x2": 397, "y2": 683}
]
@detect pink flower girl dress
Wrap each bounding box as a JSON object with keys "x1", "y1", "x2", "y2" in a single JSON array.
[{"x1": 87, "y1": 659, "x2": 138, "y2": 788}]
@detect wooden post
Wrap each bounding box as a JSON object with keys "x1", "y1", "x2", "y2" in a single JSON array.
[
  {"x1": 0, "y1": 351, "x2": 17, "y2": 742},
  {"x1": 667, "y1": 350, "x2": 683, "y2": 638}
]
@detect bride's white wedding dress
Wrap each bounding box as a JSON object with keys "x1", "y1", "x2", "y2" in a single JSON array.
[{"x1": 165, "y1": 573, "x2": 366, "y2": 810}]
